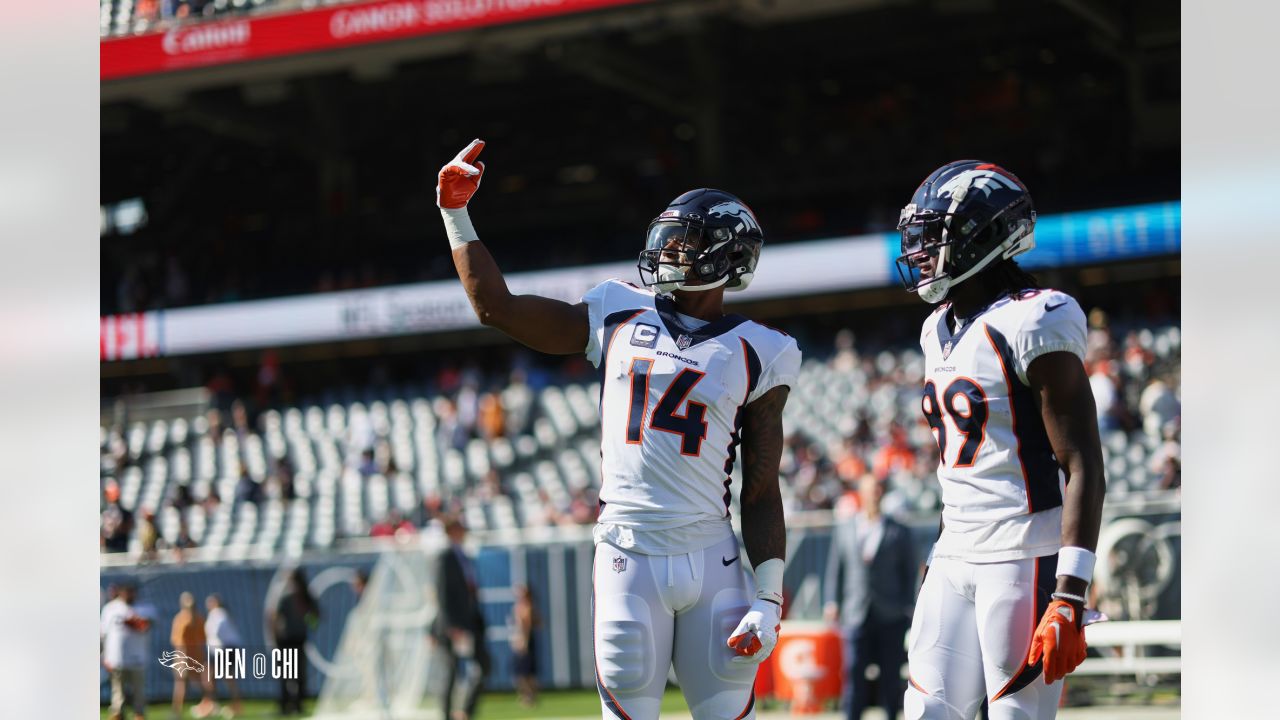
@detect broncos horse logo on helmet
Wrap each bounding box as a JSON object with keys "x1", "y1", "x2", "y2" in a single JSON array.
[
  {"x1": 638, "y1": 188, "x2": 764, "y2": 295},
  {"x1": 896, "y1": 160, "x2": 1036, "y2": 304}
]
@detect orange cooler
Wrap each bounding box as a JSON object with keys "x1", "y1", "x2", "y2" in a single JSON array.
[{"x1": 766, "y1": 621, "x2": 844, "y2": 713}]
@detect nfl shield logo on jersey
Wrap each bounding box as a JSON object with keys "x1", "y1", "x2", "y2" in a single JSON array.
[
  {"x1": 612, "y1": 555, "x2": 627, "y2": 573},
  {"x1": 942, "y1": 340, "x2": 954, "y2": 360},
  {"x1": 676, "y1": 334, "x2": 693, "y2": 350}
]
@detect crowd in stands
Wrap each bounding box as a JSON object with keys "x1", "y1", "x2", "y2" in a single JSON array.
[
  {"x1": 101, "y1": 0, "x2": 1176, "y2": 315},
  {"x1": 101, "y1": 0, "x2": 360, "y2": 38},
  {"x1": 101, "y1": 314, "x2": 1180, "y2": 562}
]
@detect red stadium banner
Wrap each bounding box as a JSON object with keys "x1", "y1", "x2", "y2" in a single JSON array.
[{"x1": 101, "y1": 0, "x2": 647, "y2": 81}]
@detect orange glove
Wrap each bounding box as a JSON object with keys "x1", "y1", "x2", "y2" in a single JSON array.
[
  {"x1": 1028, "y1": 599, "x2": 1087, "y2": 683},
  {"x1": 436, "y1": 139, "x2": 486, "y2": 209}
]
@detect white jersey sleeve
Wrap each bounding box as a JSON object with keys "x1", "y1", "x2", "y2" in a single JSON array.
[
  {"x1": 747, "y1": 332, "x2": 801, "y2": 404},
  {"x1": 582, "y1": 279, "x2": 646, "y2": 368},
  {"x1": 1011, "y1": 290, "x2": 1087, "y2": 384}
]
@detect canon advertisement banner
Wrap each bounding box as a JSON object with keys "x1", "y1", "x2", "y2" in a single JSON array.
[{"x1": 101, "y1": 0, "x2": 646, "y2": 81}]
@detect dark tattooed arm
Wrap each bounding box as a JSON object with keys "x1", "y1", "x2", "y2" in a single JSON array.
[{"x1": 739, "y1": 385, "x2": 789, "y2": 569}]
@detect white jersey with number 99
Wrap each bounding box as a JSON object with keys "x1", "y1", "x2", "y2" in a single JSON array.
[{"x1": 921, "y1": 288, "x2": 1087, "y2": 563}]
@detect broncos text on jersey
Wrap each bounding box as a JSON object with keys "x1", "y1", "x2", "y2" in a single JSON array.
[
  {"x1": 582, "y1": 279, "x2": 801, "y2": 555},
  {"x1": 921, "y1": 289, "x2": 1087, "y2": 562}
]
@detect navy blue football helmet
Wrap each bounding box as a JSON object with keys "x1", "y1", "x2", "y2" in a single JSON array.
[
  {"x1": 896, "y1": 160, "x2": 1036, "y2": 304},
  {"x1": 637, "y1": 189, "x2": 764, "y2": 294}
]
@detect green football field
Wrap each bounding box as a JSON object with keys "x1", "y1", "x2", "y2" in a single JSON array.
[
  {"x1": 100, "y1": 687, "x2": 692, "y2": 719},
  {"x1": 102, "y1": 688, "x2": 1180, "y2": 719}
]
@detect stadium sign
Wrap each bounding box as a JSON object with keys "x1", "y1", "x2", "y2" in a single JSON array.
[
  {"x1": 101, "y1": 0, "x2": 648, "y2": 81},
  {"x1": 99, "y1": 202, "x2": 1179, "y2": 360}
]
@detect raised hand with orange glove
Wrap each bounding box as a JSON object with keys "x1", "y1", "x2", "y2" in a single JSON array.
[{"x1": 436, "y1": 138, "x2": 486, "y2": 249}]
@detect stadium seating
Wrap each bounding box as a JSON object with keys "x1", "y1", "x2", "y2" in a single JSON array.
[{"x1": 100, "y1": 324, "x2": 1179, "y2": 562}]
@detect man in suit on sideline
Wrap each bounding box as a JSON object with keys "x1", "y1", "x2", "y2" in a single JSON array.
[
  {"x1": 824, "y1": 474, "x2": 919, "y2": 719},
  {"x1": 434, "y1": 515, "x2": 489, "y2": 720}
]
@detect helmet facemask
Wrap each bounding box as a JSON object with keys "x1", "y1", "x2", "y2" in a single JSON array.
[
  {"x1": 895, "y1": 198, "x2": 1036, "y2": 304},
  {"x1": 638, "y1": 219, "x2": 734, "y2": 295}
]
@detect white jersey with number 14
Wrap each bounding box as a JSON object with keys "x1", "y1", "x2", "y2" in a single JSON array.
[{"x1": 582, "y1": 279, "x2": 800, "y2": 556}]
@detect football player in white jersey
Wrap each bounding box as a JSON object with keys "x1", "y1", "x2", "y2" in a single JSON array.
[
  {"x1": 894, "y1": 161, "x2": 1106, "y2": 719},
  {"x1": 435, "y1": 139, "x2": 801, "y2": 720}
]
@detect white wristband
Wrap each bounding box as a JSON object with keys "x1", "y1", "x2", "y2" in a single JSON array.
[
  {"x1": 440, "y1": 207, "x2": 479, "y2": 250},
  {"x1": 753, "y1": 558, "x2": 784, "y2": 605},
  {"x1": 1057, "y1": 546, "x2": 1096, "y2": 583}
]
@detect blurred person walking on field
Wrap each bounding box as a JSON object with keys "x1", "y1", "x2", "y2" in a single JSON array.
[
  {"x1": 509, "y1": 584, "x2": 540, "y2": 708},
  {"x1": 205, "y1": 594, "x2": 244, "y2": 718},
  {"x1": 101, "y1": 582, "x2": 154, "y2": 720},
  {"x1": 270, "y1": 568, "x2": 319, "y2": 716},
  {"x1": 824, "y1": 475, "x2": 918, "y2": 719},
  {"x1": 434, "y1": 515, "x2": 489, "y2": 720},
  {"x1": 171, "y1": 591, "x2": 217, "y2": 718}
]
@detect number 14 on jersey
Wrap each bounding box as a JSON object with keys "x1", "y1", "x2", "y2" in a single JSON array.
[{"x1": 625, "y1": 357, "x2": 709, "y2": 456}]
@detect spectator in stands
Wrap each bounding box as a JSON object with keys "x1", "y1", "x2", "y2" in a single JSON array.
[
  {"x1": 255, "y1": 349, "x2": 282, "y2": 409},
  {"x1": 270, "y1": 568, "x2": 319, "y2": 716},
  {"x1": 138, "y1": 509, "x2": 160, "y2": 563},
  {"x1": 270, "y1": 457, "x2": 296, "y2": 502},
  {"x1": 235, "y1": 469, "x2": 263, "y2": 506},
  {"x1": 201, "y1": 485, "x2": 221, "y2": 515},
  {"x1": 477, "y1": 391, "x2": 505, "y2": 440},
  {"x1": 170, "y1": 591, "x2": 216, "y2": 718},
  {"x1": 102, "y1": 480, "x2": 135, "y2": 554},
  {"x1": 101, "y1": 582, "x2": 154, "y2": 720},
  {"x1": 832, "y1": 328, "x2": 860, "y2": 372},
  {"x1": 456, "y1": 375, "x2": 481, "y2": 437},
  {"x1": 872, "y1": 422, "x2": 916, "y2": 480},
  {"x1": 204, "y1": 594, "x2": 244, "y2": 718},
  {"x1": 433, "y1": 515, "x2": 489, "y2": 720},
  {"x1": 205, "y1": 406, "x2": 226, "y2": 440},
  {"x1": 370, "y1": 510, "x2": 415, "y2": 539},
  {"x1": 1122, "y1": 329, "x2": 1155, "y2": 380},
  {"x1": 231, "y1": 399, "x2": 254, "y2": 444},
  {"x1": 1085, "y1": 308, "x2": 1113, "y2": 365},
  {"x1": 835, "y1": 435, "x2": 869, "y2": 485},
  {"x1": 172, "y1": 521, "x2": 198, "y2": 563},
  {"x1": 1089, "y1": 359, "x2": 1121, "y2": 432},
  {"x1": 823, "y1": 474, "x2": 918, "y2": 720},
  {"x1": 1150, "y1": 422, "x2": 1182, "y2": 492},
  {"x1": 509, "y1": 584, "x2": 540, "y2": 708},
  {"x1": 357, "y1": 449, "x2": 379, "y2": 478},
  {"x1": 501, "y1": 368, "x2": 534, "y2": 436},
  {"x1": 168, "y1": 481, "x2": 196, "y2": 512},
  {"x1": 1139, "y1": 373, "x2": 1180, "y2": 443},
  {"x1": 435, "y1": 398, "x2": 467, "y2": 452}
]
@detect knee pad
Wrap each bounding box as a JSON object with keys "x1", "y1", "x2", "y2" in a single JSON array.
[
  {"x1": 904, "y1": 681, "x2": 964, "y2": 720},
  {"x1": 595, "y1": 593, "x2": 655, "y2": 694}
]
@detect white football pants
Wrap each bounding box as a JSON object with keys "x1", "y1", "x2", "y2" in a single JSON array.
[
  {"x1": 905, "y1": 554, "x2": 1064, "y2": 720},
  {"x1": 593, "y1": 533, "x2": 760, "y2": 720}
]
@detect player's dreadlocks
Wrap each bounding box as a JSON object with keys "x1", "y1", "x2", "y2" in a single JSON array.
[{"x1": 981, "y1": 259, "x2": 1040, "y2": 298}]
